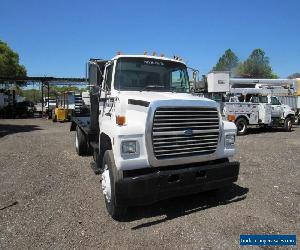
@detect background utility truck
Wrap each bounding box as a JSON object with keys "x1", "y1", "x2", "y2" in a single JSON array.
[
  {"x1": 224, "y1": 91, "x2": 295, "y2": 135},
  {"x1": 200, "y1": 72, "x2": 297, "y2": 135},
  {"x1": 71, "y1": 54, "x2": 240, "y2": 220}
]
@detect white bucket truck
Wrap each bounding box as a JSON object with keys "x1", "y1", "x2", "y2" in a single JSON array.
[
  {"x1": 205, "y1": 72, "x2": 296, "y2": 135},
  {"x1": 71, "y1": 54, "x2": 240, "y2": 220},
  {"x1": 224, "y1": 94, "x2": 295, "y2": 135}
]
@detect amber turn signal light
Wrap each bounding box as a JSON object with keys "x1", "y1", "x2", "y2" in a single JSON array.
[
  {"x1": 116, "y1": 115, "x2": 126, "y2": 125},
  {"x1": 227, "y1": 115, "x2": 236, "y2": 122}
]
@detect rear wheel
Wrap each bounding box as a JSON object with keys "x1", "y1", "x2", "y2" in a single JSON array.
[
  {"x1": 102, "y1": 150, "x2": 127, "y2": 221},
  {"x1": 235, "y1": 118, "x2": 248, "y2": 136},
  {"x1": 75, "y1": 126, "x2": 88, "y2": 156},
  {"x1": 284, "y1": 117, "x2": 292, "y2": 132}
]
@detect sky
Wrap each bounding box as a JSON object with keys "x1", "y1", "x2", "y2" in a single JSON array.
[{"x1": 1, "y1": 0, "x2": 299, "y2": 78}]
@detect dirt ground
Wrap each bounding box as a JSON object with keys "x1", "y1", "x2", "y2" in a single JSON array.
[{"x1": 0, "y1": 119, "x2": 299, "y2": 249}]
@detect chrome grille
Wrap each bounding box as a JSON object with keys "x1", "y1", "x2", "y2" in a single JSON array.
[{"x1": 152, "y1": 107, "x2": 219, "y2": 159}]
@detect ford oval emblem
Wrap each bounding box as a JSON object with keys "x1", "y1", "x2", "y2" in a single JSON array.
[{"x1": 184, "y1": 129, "x2": 193, "y2": 136}]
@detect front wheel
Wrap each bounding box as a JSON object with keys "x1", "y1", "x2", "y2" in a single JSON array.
[
  {"x1": 235, "y1": 118, "x2": 248, "y2": 136},
  {"x1": 102, "y1": 150, "x2": 127, "y2": 221},
  {"x1": 284, "y1": 117, "x2": 292, "y2": 132}
]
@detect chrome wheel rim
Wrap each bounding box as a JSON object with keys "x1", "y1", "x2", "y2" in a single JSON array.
[
  {"x1": 75, "y1": 132, "x2": 79, "y2": 149},
  {"x1": 288, "y1": 120, "x2": 292, "y2": 130},
  {"x1": 238, "y1": 123, "x2": 245, "y2": 133},
  {"x1": 102, "y1": 165, "x2": 111, "y2": 203}
]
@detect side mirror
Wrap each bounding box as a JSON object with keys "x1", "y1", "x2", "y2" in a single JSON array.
[
  {"x1": 194, "y1": 80, "x2": 205, "y2": 89},
  {"x1": 192, "y1": 70, "x2": 198, "y2": 82},
  {"x1": 188, "y1": 67, "x2": 204, "y2": 91},
  {"x1": 88, "y1": 62, "x2": 103, "y2": 86}
]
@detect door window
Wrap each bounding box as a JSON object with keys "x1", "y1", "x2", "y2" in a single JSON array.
[
  {"x1": 171, "y1": 69, "x2": 188, "y2": 92},
  {"x1": 271, "y1": 97, "x2": 281, "y2": 105},
  {"x1": 105, "y1": 64, "x2": 113, "y2": 90}
]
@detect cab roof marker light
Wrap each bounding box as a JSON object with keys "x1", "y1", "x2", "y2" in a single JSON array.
[
  {"x1": 160, "y1": 53, "x2": 165, "y2": 57},
  {"x1": 117, "y1": 51, "x2": 122, "y2": 55},
  {"x1": 152, "y1": 51, "x2": 157, "y2": 56},
  {"x1": 143, "y1": 51, "x2": 147, "y2": 55}
]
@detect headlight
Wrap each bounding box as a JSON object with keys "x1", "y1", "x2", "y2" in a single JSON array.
[
  {"x1": 121, "y1": 141, "x2": 137, "y2": 154},
  {"x1": 225, "y1": 134, "x2": 235, "y2": 148}
]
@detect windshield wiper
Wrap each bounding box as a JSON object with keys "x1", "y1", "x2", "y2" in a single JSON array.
[
  {"x1": 170, "y1": 86, "x2": 188, "y2": 93},
  {"x1": 140, "y1": 84, "x2": 165, "y2": 92}
]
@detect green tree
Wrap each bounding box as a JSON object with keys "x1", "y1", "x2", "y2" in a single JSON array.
[
  {"x1": 20, "y1": 89, "x2": 42, "y2": 103},
  {"x1": 213, "y1": 49, "x2": 239, "y2": 72},
  {"x1": 237, "y1": 49, "x2": 277, "y2": 78},
  {"x1": 0, "y1": 40, "x2": 27, "y2": 84},
  {"x1": 288, "y1": 72, "x2": 300, "y2": 79},
  {"x1": 0, "y1": 40, "x2": 27, "y2": 76},
  {"x1": 20, "y1": 85, "x2": 82, "y2": 103},
  {"x1": 19, "y1": 85, "x2": 85, "y2": 103},
  {"x1": 51, "y1": 85, "x2": 80, "y2": 93}
]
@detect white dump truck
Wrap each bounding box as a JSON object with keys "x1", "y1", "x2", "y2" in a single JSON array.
[{"x1": 71, "y1": 54, "x2": 240, "y2": 220}]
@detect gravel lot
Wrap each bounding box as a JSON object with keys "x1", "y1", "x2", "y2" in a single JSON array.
[{"x1": 0, "y1": 119, "x2": 299, "y2": 249}]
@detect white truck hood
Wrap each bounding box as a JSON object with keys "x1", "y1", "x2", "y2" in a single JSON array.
[{"x1": 117, "y1": 91, "x2": 218, "y2": 107}]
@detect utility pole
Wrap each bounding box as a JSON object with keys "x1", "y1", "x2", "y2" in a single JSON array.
[
  {"x1": 47, "y1": 82, "x2": 50, "y2": 118},
  {"x1": 41, "y1": 82, "x2": 44, "y2": 117}
]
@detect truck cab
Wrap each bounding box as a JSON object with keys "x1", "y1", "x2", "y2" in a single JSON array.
[
  {"x1": 268, "y1": 96, "x2": 294, "y2": 120},
  {"x1": 72, "y1": 54, "x2": 240, "y2": 220}
]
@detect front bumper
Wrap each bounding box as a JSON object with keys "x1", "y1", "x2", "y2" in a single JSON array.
[{"x1": 115, "y1": 160, "x2": 240, "y2": 206}]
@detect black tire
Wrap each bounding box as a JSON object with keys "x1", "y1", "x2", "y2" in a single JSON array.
[
  {"x1": 235, "y1": 118, "x2": 248, "y2": 136},
  {"x1": 93, "y1": 149, "x2": 104, "y2": 173},
  {"x1": 102, "y1": 150, "x2": 127, "y2": 221},
  {"x1": 75, "y1": 126, "x2": 88, "y2": 156},
  {"x1": 284, "y1": 117, "x2": 292, "y2": 132}
]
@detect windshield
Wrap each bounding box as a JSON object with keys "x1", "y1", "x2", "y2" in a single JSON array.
[{"x1": 114, "y1": 57, "x2": 190, "y2": 92}]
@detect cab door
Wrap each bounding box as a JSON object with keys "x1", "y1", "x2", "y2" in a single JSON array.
[
  {"x1": 270, "y1": 96, "x2": 283, "y2": 118},
  {"x1": 99, "y1": 62, "x2": 114, "y2": 126}
]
